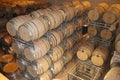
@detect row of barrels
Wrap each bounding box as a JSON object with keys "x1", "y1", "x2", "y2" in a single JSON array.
[
  {"x1": 88, "y1": 26, "x2": 113, "y2": 40},
  {"x1": 104, "y1": 23, "x2": 120, "y2": 80},
  {"x1": 77, "y1": 41, "x2": 108, "y2": 66},
  {"x1": 104, "y1": 52, "x2": 120, "y2": 80},
  {"x1": 12, "y1": 30, "x2": 82, "y2": 61},
  {"x1": 88, "y1": 3, "x2": 120, "y2": 24},
  {"x1": 16, "y1": 46, "x2": 76, "y2": 80},
  {"x1": 6, "y1": 0, "x2": 91, "y2": 42},
  {"x1": 0, "y1": 0, "x2": 51, "y2": 17},
  {"x1": 7, "y1": 0, "x2": 87, "y2": 79}
]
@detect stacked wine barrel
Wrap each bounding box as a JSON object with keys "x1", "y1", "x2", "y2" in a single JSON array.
[
  {"x1": 6, "y1": 0, "x2": 91, "y2": 79},
  {"x1": 77, "y1": 40, "x2": 109, "y2": 67},
  {"x1": 88, "y1": 3, "x2": 120, "y2": 41},
  {"x1": 104, "y1": 24, "x2": 120, "y2": 80},
  {"x1": 0, "y1": 0, "x2": 51, "y2": 19}
]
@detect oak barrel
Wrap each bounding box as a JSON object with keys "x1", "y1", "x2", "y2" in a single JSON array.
[
  {"x1": 103, "y1": 5, "x2": 120, "y2": 24},
  {"x1": 91, "y1": 46, "x2": 108, "y2": 66},
  {"x1": 18, "y1": 17, "x2": 49, "y2": 42},
  {"x1": 51, "y1": 59, "x2": 64, "y2": 75},
  {"x1": 104, "y1": 67, "x2": 120, "y2": 80},
  {"x1": 6, "y1": 15, "x2": 32, "y2": 36},
  {"x1": 3, "y1": 62, "x2": 18, "y2": 73},
  {"x1": 100, "y1": 29, "x2": 112, "y2": 40},
  {"x1": 64, "y1": 50, "x2": 74, "y2": 64},
  {"x1": 48, "y1": 30, "x2": 64, "y2": 47},
  {"x1": 77, "y1": 41, "x2": 94, "y2": 60},
  {"x1": 27, "y1": 55, "x2": 52, "y2": 77},
  {"x1": 88, "y1": 3, "x2": 108, "y2": 21},
  {"x1": 88, "y1": 26, "x2": 97, "y2": 36},
  {"x1": 24, "y1": 37, "x2": 50, "y2": 61},
  {"x1": 49, "y1": 45, "x2": 64, "y2": 62},
  {"x1": 40, "y1": 70, "x2": 53, "y2": 80}
]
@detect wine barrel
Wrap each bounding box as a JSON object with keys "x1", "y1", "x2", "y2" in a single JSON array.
[
  {"x1": 48, "y1": 30, "x2": 64, "y2": 47},
  {"x1": 91, "y1": 46, "x2": 108, "y2": 66},
  {"x1": 27, "y1": 55, "x2": 52, "y2": 77},
  {"x1": 88, "y1": 3, "x2": 108, "y2": 21},
  {"x1": 60, "y1": 6, "x2": 76, "y2": 21},
  {"x1": 40, "y1": 70, "x2": 53, "y2": 80},
  {"x1": 66, "y1": 37, "x2": 75, "y2": 50},
  {"x1": 98, "y1": 3, "x2": 109, "y2": 10},
  {"x1": 110, "y1": 52, "x2": 120, "y2": 68},
  {"x1": 51, "y1": 59, "x2": 64, "y2": 75},
  {"x1": 115, "y1": 33, "x2": 120, "y2": 53},
  {"x1": 3, "y1": 62, "x2": 18, "y2": 73},
  {"x1": 103, "y1": 5, "x2": 120, "y2": 24},
  {"x1": 62, "y1": 23, "x2": 75, "y2": 37},
  {"x1": 6, "y1": 15, "x2": 32, "y2": 36},
  {"x1": 100, "y1": 29, "x2": 112, "y2": 40},
  {"x1": 77, "y1": 41, "x2": 94, "y2": 61},
  {"x1": 0, "y1": 54, "x2": 14, "y2": 64},
  {"x1": 18, "y1": 17, "x2": 49, "y2": 42},
  {"x1": 24, "y1": 37, "x2": 50, "y2": 61},
  {"x1": 104, "y1": 67, "x2": 120, "y2": 80},
  {"x1": 49, "y1": 45, "x2": 64, "y2": 62},
  {"x1": 12, "y1": 41, "x2": 25, "y2": 55},
  {"x1": 64, "y1": 50, "x2": 74, "y2": 64},
  {"x1": 88, "y1": 26, "x2": 97, "y2": 36}
]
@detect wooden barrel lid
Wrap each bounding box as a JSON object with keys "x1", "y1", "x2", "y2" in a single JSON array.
[
  {"x1": 77, "y1": 50, "x2": 89, "y2": 60},
  {"x1": 19, "y1": 25, "x2": 32, "y2": 42},
  {"x1": 115, "y1": 40, "x2": 120, "y2": 53},
  {"x1": 6, "y1": 22, "x2": 16, "y2": 36},
  {"x1": 91, "y1": 54, "x2": 104, "y2": 66},
  {"x1": 115, "y1": 33, "x2": 120, "y2": 43},
  {"x1": 24, "y1": 47, "x2": 35, "y2": 61},
  {"x1": 88, "y1": 26, "x2": 97, "y2": 36},
  {"x1": 3, "y1": 62, "x2": 18, "y2": 73},
  {"x1": 100, "y1": 29, "x2": 112, "y2": 40},
  {"x1": 0, "y1": 54, "x2": 14, "y2": 63},
  {"x1": 88, "y1": 9, "x2": 100, "y2": 21},
  {"x1": 103, "y1": 11, "x2": 116, "y2": 24}
]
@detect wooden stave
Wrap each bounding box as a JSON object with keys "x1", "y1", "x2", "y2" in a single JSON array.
[
  {"x1": 52, "y1": 59, "x2": 64, "y2": 75},
  {"x1": 50, "y1": 45, "x2": 64, "y2": 62},
  {"x1": 88, "y1": 26, "x2": 97, "y2": 37}
]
